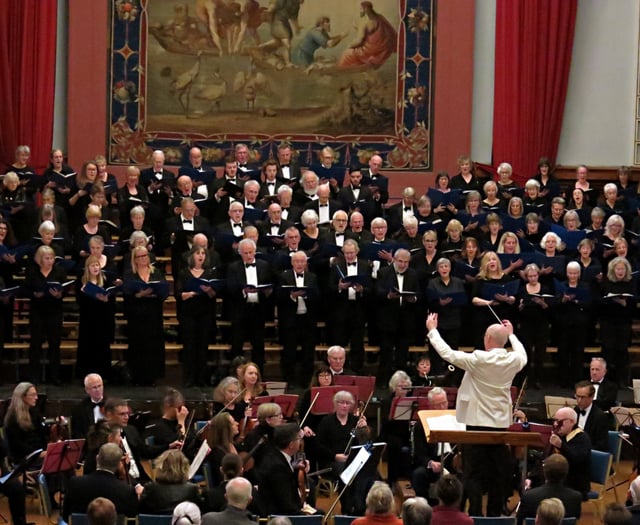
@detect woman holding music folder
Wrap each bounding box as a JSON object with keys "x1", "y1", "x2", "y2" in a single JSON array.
[
  {"x1": 175, "y1": 246, "x2": 220, "y2": 387},
  {"x1": 123, "y1": 245, "x2": 169, "y2": 386},
  {"x1": 77, "y1": 255, "x2": 119, "y2": 380},
  {"x1": 26, "y1": 245, "x2": 69, "y2": 384}
]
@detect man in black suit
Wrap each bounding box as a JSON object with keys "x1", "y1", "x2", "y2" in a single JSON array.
[
  {"x1": 277, "y1": 250, "x2": 319, "y2": 385},
  {"x1": 517, "y1": 454, "x2": 581, "y2": 525},
  {"x1": 329, "y1": 239, "x2": 370, "y2": 372},
  {"x1": 386, "y1": 186, "x2": 418, "y2": 235},
  {"x1": 303, "y1": 183, "x2": 342, "y2": 226},
  {"x1": 548, "y1": 407, "x2": 592, "y2": 498},
  {"x1": 272, "y1": 226, "x2": 306, "y2": 272},
  {"x1": 376, "y1": 248, "x2": 420, "y2": 384},
  {"x1": 235, "y1": 143, "x2": 259, "y2": 174},
  {"x1": 293, "y1": 171, "x2": 320, "y2": 207},
  {"x1": 258, "y1": 160, "x2": 282, "y2": 202},
  {"x1": 179, "y1": 146, "x2": 213, "y2": 198},
  {"x1": 574, "y1": 380, "x2": 610, "y2": 452},
  {"x1": 226, "y1": 238, "x2": 274, "y2": 371},
  {"x1": 277, "y1": 185, "x2": 303, "y2": 224},
  {"x1": 215, "y1": 201, "x2": 247, "y2": 264},
  {"x1": 63, "y1": 443, "x2": 139, "y2": 521},
  {"x1": 590, "y1": 357, "x2": 618, "y2": 413},
  {"x1": 71, "y1": 373, "x2": 105, "y2": 440},
  {"x1": 276, "y1": 143, "x2": 302, "y2": 186},
  {"x1": 171, "y1": 175, "x2": 205, "y2": 214},
  {"x1": 256, "y1": 423, "x2": 309, "y2": 516},
  {"x1": 257, "y1": 203, "x2": 293, "y2": 253},
  {"x1": 208, "y1": 157, "x2": 245, "y2": 224},
  {"x1": 361, "y1": 154, "x2": 389, "y2": 218},
  {"x1": 337, "y1": 169, "x2": 374, "y2": 226},
  {"x1": 347, "y1": 211, "x2": 373, "y2": 245},
  {"x1": 139, "y1": 149, "x2": 176, "y2": 233},
  {"x1": 163, "y1": 197, "x2": 211, "y2": 277}
]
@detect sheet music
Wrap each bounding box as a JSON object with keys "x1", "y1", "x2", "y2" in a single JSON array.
[
  {"x1": 188, "y1": 439, "x2": 211, "y2": 480},
  {"x1": 611, "y1": 406, "x2": 640, "y2": 427},
  {"x1": 339, "y1": 447, "x2": 371, "y2": 485},
  {"x1": 426, "y1": 414, "x2": 466, "y2": 432}
]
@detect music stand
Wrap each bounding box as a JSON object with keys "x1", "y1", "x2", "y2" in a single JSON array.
[
  {"x1": 251, "y1": 395, "x2": 299, "y2": 418},
  {"x1": 389, "y1": 397, "x2": 430, "y2": 421},
  {"x1": 0, "y1": 448, "x2": 43, "y2": 485},
  {"x1": 41, "y1": 439, "x2": 85, "y2": 475},
  {"x1": 333, "y1": 376, "x2": 376, "y2": 401},
  {"x1": 611, "y1": 407, "x2": 640, "y2": 428}
]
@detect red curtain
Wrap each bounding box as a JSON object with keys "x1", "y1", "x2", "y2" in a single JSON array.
[
  {"x1": 0, "y1": 0, "x2": 57, "y2": 172},
  {"x1": 492, "y1": 0, "x2": 577, "y2": 184}
]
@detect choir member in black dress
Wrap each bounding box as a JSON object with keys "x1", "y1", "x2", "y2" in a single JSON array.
[
  {"x1": 87, "y1": 235, "x2": 119, "y2": 277},
  {"x1": 212, "y1": 377, "x2": 248, "y2": 423},
  {"x1": 599, "y1": 214, "x2": 625, "y2": 267},
  {"x1": 482, "y1": 180, "x2": 505, "y2": 213},
  {"x1": 68, "y1": 161, "x2": 99, "y2": 230},
  {"x1": 176, "y1": 246, "x2": 219, "y2": 387},
  {"x1": 523, "y1": 179, "x2": 549, "y2": 216},
  {"x1": 72, "y1": 204, "x2": 112, "y2": 266},
  {"x1": 119, "y1": 205, "x2": 155, "y2": 254},
  {"x1": 0, "y1": 219, "x2": 19, "y2": 347},
  {"x1": 496, "y1": 231, "x2": 525, "y2": 276},
  {"x1": 123, "y1": 245, "x2": 169, "y2": 386},
  {"x1": 533, "y1": 157, "x2": 561, "y2": 201},
  {"x1": 118, "y1": 166, "x2": 150, "y2": 229},
  {"x1": 517, "y1": 213, "x2": 546, "y2": 250},
  {"x1": 95, "y1": 155, "x2": 120, "y2": 210},
  {"x1": 76, "y1": 255, "x2": 118, "y2": 380},
  {"x1": 496, "y1": 162, "x2": 520, "y2": 203},
  {"x1": 450, "y1": 155, "x2": 483, "y2": 198},
  {"x1": 459, "y1": 191, "x2": 484, "y2": 241},
  {"x1": 26, "y1": 245, "x2": 67, "y2": 384},
  {"x1": 481, "y1": 213, "x2": 504, "y2": 253},
  {"x1": 206, "y1": 412, "x2": 240, "y2": 488},
  {"x1": 555, "y1": 261, "x2": 591, "y2": 387},
  {"x1": 440, "y1": 220, "x2": 465, "y2": 256},
  {"x1": 470, "y1": 251, "x2": 518, "y2": 347},
  {"x1": 517, "y1": 263, "x2": 552, "y2": 388},
  {"x1": 3, "y1": 382, "x2": 47, "y2": 465},
  {"x1": 0, "y1": 171, "x2": 33, "y2": 244},
  {"x1": 539, "y1": 232, "x2": 566, "y2": 285},
  {"x1": 599, "y1": 257, "x2": 636, "y2": 386}
]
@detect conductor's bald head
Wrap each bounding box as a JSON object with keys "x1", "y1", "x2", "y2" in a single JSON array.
[{"x1": 484, "y1": 323, "x2": 509, "y2": 349}]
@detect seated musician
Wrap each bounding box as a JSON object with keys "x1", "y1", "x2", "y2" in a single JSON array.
[
  {"x1": 205, "y1": 412, "x2": 240, "y2": 488},
  {"x1": 297, "y1": 366, "x2": 334, "y2": 435},
  {"x1": 316, "y1": 390, "x2": 370, "y2": 515},
  {"x1": 212, "y1": 377, "x2": 248, "y2": 423},
  {"x1": 71, "y1": 373, "x2": 106, "y2": 440},
  {"x1": 240, "y1": 402, "x2": 283, "y2": 482},
  {"x1": 239, "y1": 362, "x2": 269, "y2": 404},
  {"x1": 144, "y1": 388, "x2": 195, "y2": 459}
]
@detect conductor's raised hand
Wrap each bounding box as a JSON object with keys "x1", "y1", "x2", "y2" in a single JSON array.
[
  {"x1": 502, "y1": 319, "x2": 514, "y2": 336},
  {"x1": 426, "y1": 313, "x2": 438, "y2": 332}
]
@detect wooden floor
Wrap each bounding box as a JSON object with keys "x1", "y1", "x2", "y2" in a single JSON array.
[{"x1": 11, "y1": 458, "x2": 636, "y2": 525}]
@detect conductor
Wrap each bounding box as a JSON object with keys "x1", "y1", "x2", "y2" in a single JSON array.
[{"x1": 425, "y1": 313, "x2": 527, "y2": 517}]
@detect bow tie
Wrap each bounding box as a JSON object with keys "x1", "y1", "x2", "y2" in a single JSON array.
[
  {"x1": 352, "y1": 185, "x2": 360, "y2": 190},
  {"x1": 396, "y1": 272, "x2": 405, "y2": 276},
  {"x1": 319, "y1": 204, "x2": 328, "y2": 207},
  {"x1": 591, "y1": 380, "x2": 601, "y2": 385},
  {"x1": 577, "y1": 409, "x2": 587, "y2": 416},
  {"x1": 347, "y1": 262, "x2": 357, "y2": 267},
  {"x1": 239, "y1": 163, "x2": 247, "y2": 168},
  {"x1": 404, "y1": 207, "x2": 412, "y2": 211},
  {"x1": 295, "y1": 273, "x2": 304, "y2": 278},
  {"x1": 92, "y1": 401, "x2": 104, "y2": 408},
  {"x1": 233, "y1": 223, "x2": 242, "y2": 228},
  {"x1": 154, "y1": 172, "x2": 163, "y2": 176},
  {"x1": 281, "y1": 164, "x2": 290, "y2": 168},
  {"x1": 227, "y1": 178, "x2": 236, "y2": 183},
  {"x1": 182, "y1": 219, "x2": 192, "y2": 224},
  {"x1": 335, "y1": 232, "x2": 344, "y2": 237},
  {"x1": 270, "y1": 223, "x2": 280, "y2": 227},
  {"x1": 245, "y1": 263, "x2": 256, "y2": 268},
  {"x1": 267, "y1": 182, "x2": 275, "y2": 186}
]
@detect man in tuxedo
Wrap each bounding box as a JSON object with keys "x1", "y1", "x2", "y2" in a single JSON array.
[
  {"x1": 139, "y1": 149, "x2": 175, "y2": 232},
  {"x1": 71, "y1": 373, "x2": 105, "y2": 440},
  {"x1": 337, "y1": 169, "x2": 374, "y2": 226},
  {"x1": 208, "y1": 156, "x2": 245, "y2": 224},
  {"x1": 235, "y1": 143, "x2": 259, "y2": 174},
  {"x1": 273, "y1": 226, "x2": 305, "y2": 271},
  {"x1": 63, "y1": 443, "x2": 139, "y2": 521},
  {"x1": 171, "y1": 175, "x2": 204, "y2": 213},
  {"x1": 516, "y1": 454, "x2": 582, "y2": 525},
  {"x1": 277, "y1": 185, "x2": 303, "y2": 223},
  {"x1": 256, "y1": 423, "x2": 310, "y2": 516},
  {"x1": 227, "y1": 238, "x2": 274, "y2": 371},
  {"x1": 215, "y1": 201, "x2": 246, "y2": 264},
  {"x1": 329, "y1": 239, "x2": 370, "y2": 372},
  {"x1": 386, "y1": 186, "x2": 418, "y2": 235},
  {"x1": 240, "y1": 180, "x2": 266, "y2": 224},
  {"x1": 376, "y1": 248, "x2": 420, "y2": 383},
  {"x1": 325, "y1": 346, "x2": 355, "y2": 377},
  {"x1": 361, "y1": 154, "x2": 389, "y2": 218},
  {"x1": 347, "y1": 211, "x2": 373, "y2": 245},
  {"x1": 179, "y1": 146, "x2": 211, "y2": 198},
  {"x1": 163, "y1": 197, "x2": 211, "y2": 277},
  {"x1": 589, "y1": 357, "x2": 617, "y2": 412},
  {"x1": 574, "y1": 380, "x2": 609, "y2": 452},
  {"x1": 258, "y1": 160, "x2": 282, "y2": 201},
  {"x1": 293, "y1": 171, "x2": 320, "y2": 207},
  {"x1": 276, "y1": 143, "x2": 301, "y2": 187},
  {"x1": 257, "y1": 203, "x2": 293, "y2": 253},
  {"x1": 277, "y1": 251, "x2": 319, "y2": 385},
  {"x1": 303, "y1": 183, "x2": 342, "y2": 225}
]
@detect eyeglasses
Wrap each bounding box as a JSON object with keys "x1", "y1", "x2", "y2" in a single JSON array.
[{"x1": 574, "y1": 394, "x2": 592, "y2": 400}]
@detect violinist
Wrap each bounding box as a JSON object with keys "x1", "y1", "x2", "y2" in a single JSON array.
[
  {"x1": 240, "y1": 402, "x2": 283, "y2": 481},
  {"x1": 71, "y1": 373, "x2": 106, "y2": 440},
  {"x1": 296, "y1": 366, "x2": 333, "y2": 434},
  {"x1": 3, "y1": 383, "x2": 47, "y2": 466},
  {"x1": 206, "y1": 413, "x2": 240, "y2": 488},
  {"x1": 144, "y1": 388, "x2": 194, "y2": 459},
  {"x1": 83, "y1": 420, "x2": 122, "y2": 475},
  {"x1": 212, "y1": 377, "x2": 247, "y2": 423},
  {"x1": 239, "y1": 362, "x2": 269, "y2": 404}
]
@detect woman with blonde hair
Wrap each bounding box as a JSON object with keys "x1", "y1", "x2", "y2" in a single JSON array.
[
  {"x1": 212, "y1": 377, "x2": 245, "y2": 423},
  {"x1": 139, "y1": 450, "x2": 202, "y2": 514},
  {"x1": 352, "y1": 481, "x2": 402, "y2": 525},
  {"x1": 3, "y1": 382, "x2": 47, "y2": 464}
]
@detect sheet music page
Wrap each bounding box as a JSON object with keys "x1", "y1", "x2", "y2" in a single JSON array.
[
  {"x1": 426, "y1": 414, "x2": 466, "y2": 431},
  {"x1": 188, "y1": 440, "x2": 211, "y2": 480},
  {"x1": 339, "y1": 447, "x2": 371, "y2": 485}
]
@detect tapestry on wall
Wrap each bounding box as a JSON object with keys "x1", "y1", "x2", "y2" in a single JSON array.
[{"x1": 108, "y1": 0, "x2": 434, "y2": 170}]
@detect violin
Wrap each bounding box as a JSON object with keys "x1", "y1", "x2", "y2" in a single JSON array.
[{"x1": 237, "y1": 397, "x2": 256, "y2": 445}]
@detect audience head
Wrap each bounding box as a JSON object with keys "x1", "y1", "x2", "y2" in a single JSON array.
[
  {"x1": 541, "y1": 454, "x2": 569, "y2": 484},
  {"x1": 436, "y1": 474, "x2": 463, "y2": 507},
  {"x1": 155, "y1": 449, "x2": 190, "y2": 484},
  {"x1": 96, "y1": 443, "x2": 124, "y2": 473},
  {"x1": 603, "y1": 503, "x2": 632, "y2": 525},
  {"x1": 365, "y1": 481, "x2": 395, "y2": 515},
  {"x1": 225, "y1": 477, "x2": 252, "y2": 509},
  {"x1": 401, "y1": 497, "x2": 431, "y2": 525},
  {"x1": 87, "y1": 497, "x2": 117, "y2": 525},
  {"x1": 172, "y1": 501, "x2": 201, "y2": 525},
  {"x1": 535, "y1": 498, "x2": 565, "y2": 525},
  {"x1": 267, "y1": 518, "x2": 292, "y2": 525}
]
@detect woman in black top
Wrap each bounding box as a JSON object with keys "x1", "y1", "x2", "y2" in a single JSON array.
[{"x1": 3, "y1": 382, "x2": 47, "y2": 465}]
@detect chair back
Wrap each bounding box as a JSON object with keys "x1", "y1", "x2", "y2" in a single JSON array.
[
  {"x1": 471, "y1": 517, "x2": 515, "y2": 525},
  {"x1": 524, "y1": 518, "x2": 576, "y2": 525},
  {"x1": 334, "y1": 516, "x2": 359, "y2": 525},
  {"x1": 138, "y1": 514, "x2": 172, "y2": 525},
  {"x1": 269, "y1": 515, "x2": 323, "y2": 525},
  {"x1": 70, "y1": 513, "x2": 90, "y2": 525},
  {"x1": 590, "y1": 449, "x2": 613, "y2": 486},
  {"x1": 608, "y1": 431, "x2": 622, "y2": 464}
]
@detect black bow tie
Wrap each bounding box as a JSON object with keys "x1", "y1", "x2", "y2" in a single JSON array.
[
  {"x1": 347, "y1": 262, "x2": 357, "y2": 267},
  {"x1": 352, "y1": 185, "x2": 360, "y2": 190},
  {"x1": 404, "y1": 207, "x2": 412, "y2": 211},
  {"x1": 233, "y1": 223, "x2": 242, "y2": 228},
  {"x1": 270, "y1": 223, "x2": 280, "y2": 227},
  {"x1": 267, "y1": 182, "x2": 275, "y2": 186},
  {"x1": 577, "y1": 408, "x2": 587, "y2": 416},
  {"x1": 239, "y1": 163, "x2": 247, "y2": 168},
  {"x1": 245, "y1": 263, "x2": 256, "y2": 268},
  {"x1": 296, "y1": 273, "x2": 304, "y2": 278},
  {"x1": 92, "y1": 401, "x2": 104, "y2": 408},
  {"x1": 154, "y1": 172, "x2": 162, "y2": 176},
  {"x1": 182, "y1": 219, "x2": 192, "y2": 224},
  {"x1": 396, "y1": 272, "x2": 405, "y2": 276},
  {"x1": 319, "y1": 204, "x2": 328, "y2": 207},
  {"x1": 281, "y1": 164, "x2": 290, "y2": 168},
  {"x1": 336, "y1": 232, "x2": 344, "y2": 237}
]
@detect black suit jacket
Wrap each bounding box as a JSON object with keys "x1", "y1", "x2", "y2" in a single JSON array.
[
  {"x1": 226, "y1": 259, "x2": 273, "y2": 319},
  {"x1": 386, "y1": 202, "x2": 418, "y2": 234},
  {"x1": 256, "y1": 448, "x2": 301, "y2": 516},
  {"x1": 139, "y1": 167, "x2": 176, "y2": 197},
  {"x1": 302, "y1": 199, "x2": 344, "y2": 224},
  {"x1": 71, "y1": 396, "x2": 102, "y2": 440},
  {"x1": 329, "y1": 259, "x2": 371, "y2": 303},
  {"x1": 280, "y1": 205, "x2": 303, "y2": 224},
  {"x1": 516, "y1": 482, "x2": 582, "y2": 524},
  {"x1": 277, "y1": 269, "x2": 319, "y2": 321},
  {"x1": 576, "y1": 404, "x2": 609, "y2": 452},
  {"x1": 593, "y1": 378, "x2": 617, "y2": 412},
  {"x1": 63, "y1": 470, "x2": 138, "y2": 520},
  {"x1": 558, "y1": 428, "x2": 591, "y2": 496},
  {"x1": 337, "y1": 186, "x2": 374, "y2": 223},
  {"x1": 375, "y1": 265, "x2": 420, "y2": 328}
]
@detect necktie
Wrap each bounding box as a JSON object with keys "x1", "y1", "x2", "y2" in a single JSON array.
[
  {"x1": 245, "y1": 263, "x2": 256, "y2": 268},
  {"x1": 182, "y1": 219, "x2": 192, "y2": 224}
]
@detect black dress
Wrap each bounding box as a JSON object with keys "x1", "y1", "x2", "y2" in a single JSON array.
[
  {"x1": 76, "y1": 274, "x2": 117, "y2": 379},
  {"x1": 123, "y1": 267, "x2": 168, "y2": 385}
]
